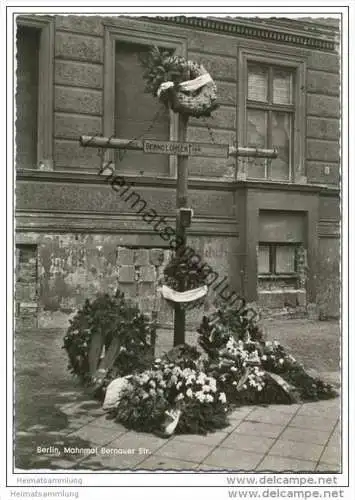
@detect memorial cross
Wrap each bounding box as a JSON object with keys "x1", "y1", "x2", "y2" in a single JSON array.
[{"x1": 80, "y1": 117, "x2": 277, "y2": 347}]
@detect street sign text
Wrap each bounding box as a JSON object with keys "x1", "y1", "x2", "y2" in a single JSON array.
[{"x1": 143, "y1": 140, "x2": 229, "y2": 158}]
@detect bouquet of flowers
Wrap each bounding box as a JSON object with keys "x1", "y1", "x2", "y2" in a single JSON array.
[
  {"x1": 259, "y1": 340, "x2": 337, "y2": 401},
  {"x1": 207, "y1": 335, "x2": 266, "y2": 405},
  {"x1": 114, "y1": 358, "x2": 228, "y2": 435}
]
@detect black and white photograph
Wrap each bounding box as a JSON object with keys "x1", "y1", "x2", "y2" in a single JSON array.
[{"x1": 4, "y1": 2, "x2": 352, "y2": 496}]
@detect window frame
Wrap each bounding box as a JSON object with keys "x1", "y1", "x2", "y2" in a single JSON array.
[
  {"x1": 16, "y1": 15, "x2": 54, "y2": 170},
  {"x1": 103, "y1": 22, "x2": 187, "y2": 178},
  {"x1": 238, "y1": 48, "x2": 306, "y2": 183},
  {"x1": 258, "y1": 242, "x2": 300, "y2": 277}
]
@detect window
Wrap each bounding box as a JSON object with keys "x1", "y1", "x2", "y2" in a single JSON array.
[
  {"x1": 103, "y1": 22, "x2": 186, "y2": 177},
  {"x1": 15, "y1": 16, "x2": 54, "y2": 170},
  {"x1": 16, "y1": 26, "x2": 40, "y2": 169},
  {"x1": 238, "y1": 49, "x2": 306, "y2": 183},
  {"x1": 114, "y1": 42, "x2": 170, "y2": 175},
  {"x1": 258, "y1": 243, "x2": 298, "y2": 276},
  {"x1": 247, "y1": 64, "x2": 294, "y2": 181}
]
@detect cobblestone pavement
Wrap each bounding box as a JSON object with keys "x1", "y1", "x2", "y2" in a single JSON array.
[{"x1": 17, "y1": 387, "x2": 341, "y2": 473}]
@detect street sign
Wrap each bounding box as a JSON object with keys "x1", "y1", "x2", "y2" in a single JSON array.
[{"x1": 143, "y1": 139, "x2": 229, "y2": 158}]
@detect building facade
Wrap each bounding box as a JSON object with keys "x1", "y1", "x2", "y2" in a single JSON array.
[{"x1": 15, "y1": 15, "x2": 341, "y2": 330}]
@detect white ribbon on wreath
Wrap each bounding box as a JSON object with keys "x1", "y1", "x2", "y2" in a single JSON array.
[
  {"x1": 157, "y1": 72, "x2": 213, "y2": 98},
  {"x1": 158, "y1": 284, "x2": 208, "y2": 303}
]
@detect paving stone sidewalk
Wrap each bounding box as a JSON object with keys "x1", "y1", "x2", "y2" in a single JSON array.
[
  {"x1": 15, "y1": 320, "x2": 341, "y2": 472},
  {"x1": 29, "y1": 388, "x2": 341, "y2": 473}
]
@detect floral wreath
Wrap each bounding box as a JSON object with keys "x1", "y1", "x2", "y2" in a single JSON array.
[
  {"x1": 158, "y1": 251, "x2": 209, "y2": 309},
  {"x1": 140, "y1": 46, "x2": 219, "y2": 118}
]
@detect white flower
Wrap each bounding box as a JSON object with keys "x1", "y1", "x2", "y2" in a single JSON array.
[
  {"x1": 202, "y1": 384, "x2": 211, "y2": 393},
  {"x1": 186, "y1": 388, "x2": 193, "y2": 398},
  {"x1": 155, "y1": 372, "x2": 163, "y2": 382},
  {"x1": 197, "y1": 374, "x2": 206, "y2": 385},
  {"x1": 176, "y1": 381, "x2": 182, "y2": 390},
  {"x1": 149, "y1": 380, "x2": 156, "y2": 388},
  {"x1": 205, "y1": 394, "x2": 214, "y2": 403},
  {"x1": 261, "y1": 355, "x2": 267, "y2": 361},
  {"x1": 231, "y1": 366, "x2": 237, "y2": 372},
  {"x1": 218, "y1": 392, "x2": 227, "y2": 404},
  {"x1": 149, "y1": 388, "x2": 156, "y2": 396},
  {"x1": 279, "y1": 359, "x2": 284, "y2": 365},
  {"x1": 195, "y1": 390, "x2": 205, "y2": 402},
  {"x1": 175, "y1": 393, "x2": 184, "y2": 401}
]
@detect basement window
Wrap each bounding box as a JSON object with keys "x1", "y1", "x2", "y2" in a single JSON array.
[{"x1": 258, "y1": 243, "x2": 298, "y2": 277}]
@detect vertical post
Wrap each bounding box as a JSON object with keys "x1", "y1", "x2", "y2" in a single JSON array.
[{"x1": 173, "y1": 113, "x2": 189, "y2": 346}]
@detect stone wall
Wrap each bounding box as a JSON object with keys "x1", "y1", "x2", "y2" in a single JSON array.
[
  {"x1": 16, "y1": 232, "x2": 239, "y2": 329},
  {"x1": 15, "y1": 15, "x2": 341, "y2": 326},
  {"x1": 15, "y1": 245, "x2": 38, "y2": 329},
  {"x1": 50, "y1": 15, "x2": 340, "y2": 185}
]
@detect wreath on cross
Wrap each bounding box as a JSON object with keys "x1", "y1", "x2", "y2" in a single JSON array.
[
  {"x1": 140, "y1": 46, "x2": 219, "y2": 118},
  {"x1": 160, "y1": 251, "x2": 209, "y2": 309}
]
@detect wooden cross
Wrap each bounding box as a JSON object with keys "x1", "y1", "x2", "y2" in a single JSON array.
[{"x1": 80, "y1": 118, "x2": 277, "y2": 347}]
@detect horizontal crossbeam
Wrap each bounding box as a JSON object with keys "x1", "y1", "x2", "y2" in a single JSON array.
[{"x1": 79, "y1": 135, "x2": 278, "y2": 159}]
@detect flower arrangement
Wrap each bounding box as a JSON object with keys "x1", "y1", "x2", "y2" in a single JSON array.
[
  {"x1": 62, "y1": 290, "x2": 156, "y2": 394},
  {"x1": 162, "y1": 252, "x2": 210, "y2": 309},
  {"x1": 197, "y1": 301, "x2": 263, "y2": 361},
  {"x1": 114, "y1": 358, "x2": 228, "y2": 435},
  {"x1": 206, "y1": 334, "x2": 267, "y2": 406},
  {"x1": 258, "y1": 340, "x2": 336, "y2": 401},
  {"x1": 197, "y1": 308, "x2": 337, "y2": 405},
  {"x1": 139, "y1": 46, "x2": 219, "y2": 118},
  {"x1": 65, "y1": 292, "x2": 338, "y2": 438}
]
